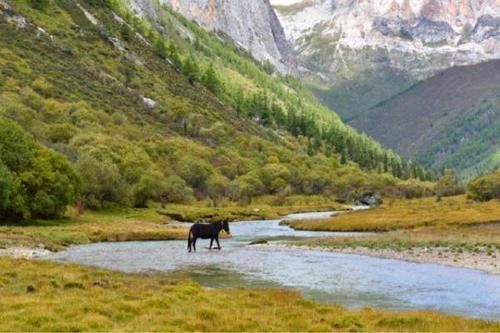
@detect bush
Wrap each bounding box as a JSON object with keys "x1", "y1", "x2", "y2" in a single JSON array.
[
  {"x1": 161, "y1": 176, "x2": 193, "y2": 204},
  {"x1": 75, "y1": 154, "x2": 131, "y2": 209},
  {"x1": 467, "y1": 170, "x2": 500, "y2": 202},
  {"x1": 435, "y1": 169, "x2": 466, "y2": 197},
  {"x1": 392, "y1": 179, "x2": 434, "y2": 199},
  {"x1": 133, "y1": 170, "x2": 168, "y2": 208},
  {"x1": 0, "y1": 117, "x2": 80, "y2": 221}
]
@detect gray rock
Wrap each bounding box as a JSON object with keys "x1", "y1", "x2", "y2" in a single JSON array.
[
  {"x1": 357, "y1": 192, "x2": 382, "y2": 207},
  {"x1": 125, "y1": 0, "x2": 297, "y2": 75}
]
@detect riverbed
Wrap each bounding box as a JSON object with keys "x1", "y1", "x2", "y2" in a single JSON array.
[{"x1": 46, "y1": 213, "x2": 500, "y2": 321}]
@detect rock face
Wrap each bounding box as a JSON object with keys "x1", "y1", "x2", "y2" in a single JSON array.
[
  {"x1": 275, "y1": 0, "x2": 499, "y2": 77},
  {"x1": 125, "y1": 0, "x2": 296, "y2": 74}
]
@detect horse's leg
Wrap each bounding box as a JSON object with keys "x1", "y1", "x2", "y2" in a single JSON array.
[
  {"x1": 209, "y1": 238, "x2": 213, "y2": 249},
  {"x1": 215, "y1": 237, "x2": 221, "y2": 250},
  {"x1": 187, "y1": 231, "x2": 192, "y2": 252},
  {"x1": 193, "y1": 237, "x2": 197, "y2": 252}
]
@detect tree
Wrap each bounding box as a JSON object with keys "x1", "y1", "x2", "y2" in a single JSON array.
[
  {"x1": 154, "y1": 39, "x2": 168, "y2": 60},
  {"x1": 75, "y1": 154, "x2": 130, "y2": 209},
  {"x1": 182, "y1": 56, "x2": 200, "y2": 84},
  {"x1": 0, "y1": 117, "x2": 80, "y2": 221},
  {"x1": 31, "y1": 0, "x2": 51, "y2": 10},
  {"x1": 133, "y1": 171, "x2": 168, "y2": 208},
  {"x1": 120, "y1": 24, "x2": 132, "y2": 42},
  {"x1": 160, "y1": 176, "x2": 193, "y2": 205},
  {"x1": 202, "y1": 63, "x2": 222, "y2": 95}
]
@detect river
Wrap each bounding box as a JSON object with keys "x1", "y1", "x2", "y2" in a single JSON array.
[{"x1": 46, "y1": 211, "x2": 500, "y2": 320}]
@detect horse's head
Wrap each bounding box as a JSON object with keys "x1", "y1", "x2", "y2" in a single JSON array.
[{"x1": 222, "y1": 221, "x2": 230, "y2": 235}]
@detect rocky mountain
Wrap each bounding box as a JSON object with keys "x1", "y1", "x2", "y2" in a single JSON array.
[
  {"x1": 273, "y1": 0, "x2": 500, "y2": 119},
  {"x1": 124, "y1": 0, "x2": 297, "y2": 74},
  {"x1": 273, "y1": 0, "x2": 500, "y2": 177}
]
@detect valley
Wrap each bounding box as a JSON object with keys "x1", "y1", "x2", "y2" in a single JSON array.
[{"x1": 0, "y1": 0, "x2": 499, "y2": 331}]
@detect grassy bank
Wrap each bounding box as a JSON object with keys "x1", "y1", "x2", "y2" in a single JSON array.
[
  {"x1": 280, "y1": 196, "x2": 500, "y2": 273},
  {"x1": 284, "y1": 196, "x2": 500, "y2": 232},
  {"x1": 0, "y1": 208, "x2": 187, "y2": 251},
  {"x1": 160, "y1": 196, "x2": 343, "y2": 223},
  {"x1": 0, "y1": 258, "x2": 498, "y2": 332}
]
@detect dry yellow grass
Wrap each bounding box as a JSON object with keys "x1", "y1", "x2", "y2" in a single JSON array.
[
  {"x1": 0, "y1": 258, "x2": 498, "y2": 332},
  {"x1": 285, "y1": 196, "x2": 500, "y2": 232}
]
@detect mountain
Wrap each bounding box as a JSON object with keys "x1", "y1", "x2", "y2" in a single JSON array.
[
  {"x1": 125, "y1": 0, "x2": 297, "y2": 75},
  {"x1": 273, "y1": 0, "x2": 500, "y2": 119},
  {"x1": 0, "y1": 0, "x2": 427, "y2": 212},
  {"x1": 273, "y1": 0, "x2": 500, "y2": 177},
  {"x1": 349, "y1": 60, "x2": 500, "y2": 178}
]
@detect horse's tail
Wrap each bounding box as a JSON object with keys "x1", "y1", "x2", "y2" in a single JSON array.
[{"x1": 187, "y1": 229, "x2": 192, "y2": 252}]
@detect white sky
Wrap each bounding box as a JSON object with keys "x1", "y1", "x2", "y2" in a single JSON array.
[{"x1": 270, "y1": 0, "x2": 303, "y2": 5}]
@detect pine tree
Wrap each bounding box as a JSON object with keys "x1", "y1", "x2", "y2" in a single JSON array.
[
  {"x1": 31, "y1": 0, "x2": 51, "y2": 10},
  {"x1": 154, "y1": 39, "x2": 167, "y2": 60},
  {"x1": 202, "y1": 63, "x2": 221, "y2": 95},
  {"x1": 182, "y1": 56, "x2": 200, "y2": 84}
]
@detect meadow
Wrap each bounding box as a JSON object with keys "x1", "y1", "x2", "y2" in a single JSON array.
[
  {"x1": 0, "y1": 257, "x2": 498, "y2": 332},
  {"x1": 284, "y1": 195, "x2": 500, "y2": 232}
]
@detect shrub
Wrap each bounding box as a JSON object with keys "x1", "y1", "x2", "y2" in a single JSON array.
[
  {"x1": 133, "y1": 170, "x2": 168, "y2": 208},
  {"x1": 435, "y1": 169, "x2": 466, "y2": 197},
  {"x1": 467, "y1": 170, "x2": 500, "y2": 202},
  {"x1": 75, "y1": 154, "x2": 131, "y2": 209},
  {"x1": 161, "y1": 175, "x2": 193, "y2": 204}
]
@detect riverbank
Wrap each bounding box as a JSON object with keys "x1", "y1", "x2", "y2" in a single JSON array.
[
  {"x1": 0, "y1": 198, "x2": 344, "y2": 252},
  {"x1": 263, "y1": 243, "x2": 500, "y2": 275},
  {"x1": 0, "y1": 208, "x2": 187, "y2": 252},
  {"x1": 278, "y1": 195, "x2": 500, "y2": 274},
  {"x1": 0, "y1": 257, "x2": 498, "y2": 332}
]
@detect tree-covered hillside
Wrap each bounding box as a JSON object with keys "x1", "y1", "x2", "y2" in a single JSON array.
[
  {"x1": 348, "y1": 60, "x2": 500, "y2": 179},
  {"x1": 0, "y1": 0, "x2": 431, "y2": 221}
]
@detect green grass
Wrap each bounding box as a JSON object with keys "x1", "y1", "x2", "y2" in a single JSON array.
[{"x1": 0, "y1": 258, "x2": 498, "y2": 332}]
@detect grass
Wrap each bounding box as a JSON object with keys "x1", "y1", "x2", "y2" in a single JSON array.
[
  {"x1": 160, "y1": 196, "x2": 343, "y2": 223},
  {"x1": 283, "y1": 196, "x2": 500, "y2": 254},
  {"x1": 0, "y1": 257, "x2": 498, "y2": 332},
  {"x1": 0, "y1": 208, "x2": 187, "y2": 251},
  {"x1": 293, "y1": 224, "x2": 500, "y2": 252},
  {"x1": 284, "y1": 196, "x2": 500, "y2": 232}
]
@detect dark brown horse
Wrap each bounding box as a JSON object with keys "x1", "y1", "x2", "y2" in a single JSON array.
[{"x1": 187, "y1": 221, "x2": 230, "y2": 252}]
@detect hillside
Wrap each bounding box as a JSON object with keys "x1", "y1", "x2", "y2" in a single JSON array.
[
  {"x1": 0, "y1": 0, "x2": 432, "y2": 220},
  {"x1": 349, "y1": 60, "x2": 500, "y2": 178}
]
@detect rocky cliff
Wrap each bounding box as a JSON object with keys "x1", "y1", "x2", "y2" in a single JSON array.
[
  {"x1": 125, "y1": 0, "x2": 296, "y2": 74},
  {"x1": 275, "y1": 0, "x2": 499, "y2": 77}
]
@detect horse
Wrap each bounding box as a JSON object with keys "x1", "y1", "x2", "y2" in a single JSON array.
[{"x1": 187, "y1": 221, "x2": 230, "y2": 252}]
